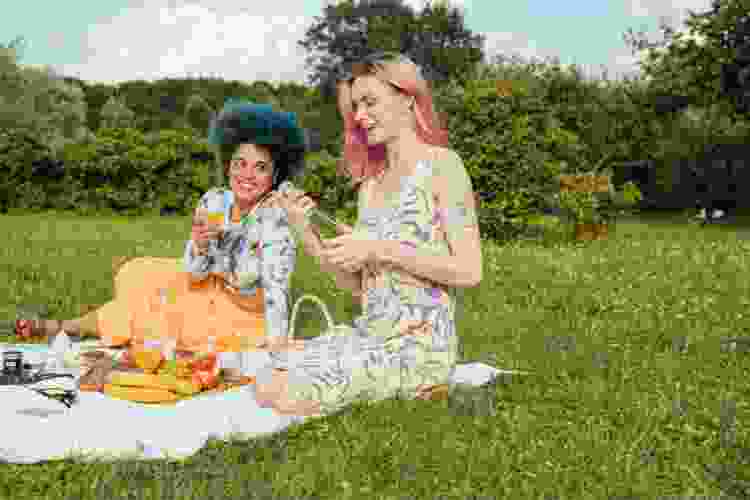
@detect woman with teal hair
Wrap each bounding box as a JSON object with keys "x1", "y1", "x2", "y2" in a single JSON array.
[{"x1": 17, "y1": 100, "x2": 314, "y2": 359}]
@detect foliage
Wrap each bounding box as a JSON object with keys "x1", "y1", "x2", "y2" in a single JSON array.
[
  {"x1": 99, "y1": 95, "x2": 135, "y2": 129},
  {"x1": 296, "y1": 150, "x2": 359, "y2": 227},
  {"x1": 622, "y1": 0, "x2": 748, "y2": 118},
  {"x1": 184, "y1": 94, "x2": 215, "y2": 138},
  {"x1": 0, "y1": 38, "x2": 92, "y2": 157},
  {"x1": 557, "y1": 190, "x2": 606, "y2": 225},
  {"x1": 298, "y1": 0, "x2": 484, "y2": 99},
  {"x1": 0, "y1": 127, "x2": 57, "y2": 214},
  {"x1": 0, "y1": 126, "x2": 213, "y2": 216},
  {"x1": 433, "y1": 60, "x2": 588, "y2": 242}
]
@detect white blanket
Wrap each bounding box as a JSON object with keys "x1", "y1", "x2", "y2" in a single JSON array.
[{"x1": 0, "y1": 342, "x2": 523, "y2": 464}]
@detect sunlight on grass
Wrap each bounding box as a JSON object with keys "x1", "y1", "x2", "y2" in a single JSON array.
[{"x1": 1, "y1": 213, "x2": 749, "y2": 499}]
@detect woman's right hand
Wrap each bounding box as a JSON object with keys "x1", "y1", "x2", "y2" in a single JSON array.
[
  {"x1": 267, "y1": 188, "x2": 315, "y2": 233},
  {"x1": 191, "y1": 208, "x2": 222, "y2": 251}
]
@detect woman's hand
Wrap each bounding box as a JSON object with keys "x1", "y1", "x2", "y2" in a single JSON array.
[
  {"x1": 320, "y1": 232, "x2": 379, "y2": 274},
  {"x1": 191, "y1": 207, "x2": 222, "y2": 251},
  {"x1": 266, "y1": 188, "x2": 314, "y2": 234}
]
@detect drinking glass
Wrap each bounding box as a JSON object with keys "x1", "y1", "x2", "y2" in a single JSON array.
[{"x1": 204, "y1": 197, "x2": 226, "y2": 272}]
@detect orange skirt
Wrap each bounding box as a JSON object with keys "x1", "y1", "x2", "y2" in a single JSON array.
[{"x1": 81, "y1": 257, "x2": 266, "y2": 353}]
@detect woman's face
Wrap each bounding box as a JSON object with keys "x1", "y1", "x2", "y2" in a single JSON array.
[
  {"x1": 227, "y1": 143, "x2": 275, "y2": 206},
  {"x1": 350, "y1": 74, "x2": 414, "y2": 146}
]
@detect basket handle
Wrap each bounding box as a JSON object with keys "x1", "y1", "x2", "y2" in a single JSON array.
[{"x1": 288, "y1": 294, "x2": 335, "y2": 339}]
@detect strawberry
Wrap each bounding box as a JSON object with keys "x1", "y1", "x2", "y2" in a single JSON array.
[
  {"x1": 196, "y1": 370, "x2": 220, "y2": 390},
  {"x1": 193, "y1": 353, "x2": 217, "y2": 372}
]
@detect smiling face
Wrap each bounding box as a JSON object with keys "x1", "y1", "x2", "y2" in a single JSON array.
[
  {"x1": 350, "y1": 75, "x2": 415, "y2": 146},
  {"x1": 226, "y1": 143, "x2": 275, "y2": 207}
]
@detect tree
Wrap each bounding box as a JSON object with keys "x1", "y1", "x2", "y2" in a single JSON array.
[
  {"x1": 100, "y1": 93, "x2": 135, "y2": 129},
  {"x1": 718, "y1": 9, "x2": 750, "y2": 113},
  {"x1": 0, "y1": 37, "x2": 92, "y2": 154},
  {"x1": 298, "y1": 0, "x2": 484, "y2": 100},
  {"x1": 184, "y1": 94, "x2": 214, "y2": 137},
  {"x1": 622, "y1": 0, "x2": 750, "y2": 117}
]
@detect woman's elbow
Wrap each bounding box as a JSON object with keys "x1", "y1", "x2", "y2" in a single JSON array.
[
  {"x1": 465, "y1": 272, "x2": 482, "y2": 288},
  {"x1": 458, "y1": 266, "x2": 482, "y2": 288}
]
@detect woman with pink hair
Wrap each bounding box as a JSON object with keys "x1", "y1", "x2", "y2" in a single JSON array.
[{"x1": 258, "y1": 52, "x2": 483, "y2": 417}]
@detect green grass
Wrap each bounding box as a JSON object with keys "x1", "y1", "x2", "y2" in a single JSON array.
[{"x1": 1, "y1": 211, "x2": 750, "y2": 499}]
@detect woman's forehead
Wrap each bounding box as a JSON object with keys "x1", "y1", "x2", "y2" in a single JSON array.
[
  {"x1": 233, "y1": 143, "x2": 272, "y2": 159},
  {"x1": 350, "y1": 76, "x2": 386, "y2": 100}
]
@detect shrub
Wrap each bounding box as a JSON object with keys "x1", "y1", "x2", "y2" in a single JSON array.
[
  {"x1": 0, "y1": 127, "x2": 58, "y2": 213},
  {"x1": 433, "y1": 62, "x2": 588, "y2": 242},
  {"x1": 297, "y1": 150, "x2": 358, "y2": 227}
]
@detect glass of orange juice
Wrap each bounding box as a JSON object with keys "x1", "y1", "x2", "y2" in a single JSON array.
[{"x1": 204, "y1": 197, "x2": 226, "y2": 271}]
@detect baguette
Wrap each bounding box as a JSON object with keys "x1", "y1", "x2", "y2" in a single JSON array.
[
  {"x1": 106, "y1": 370, "x2": 202, "y2": 396},
  {"x1": 103, "y1": 384, "x2": 181, "y2": 403}
]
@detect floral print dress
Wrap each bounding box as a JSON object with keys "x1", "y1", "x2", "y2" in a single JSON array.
[{"x1": 271, "y1": 151, "x2": 475, "y2": 416}]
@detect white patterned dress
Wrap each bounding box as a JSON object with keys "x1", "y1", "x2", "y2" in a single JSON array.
[{"x1": 270, "y1": 150, "x2": 476, "y2": 416}]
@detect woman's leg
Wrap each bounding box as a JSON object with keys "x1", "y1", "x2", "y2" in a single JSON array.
[{"x1": 261, "y1": 369, "x2": 322, "y2": 416}]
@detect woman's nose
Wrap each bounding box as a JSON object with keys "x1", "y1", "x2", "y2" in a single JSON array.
[{"x1": 353, "y1": 108, "x2": 369, "y2": 126}]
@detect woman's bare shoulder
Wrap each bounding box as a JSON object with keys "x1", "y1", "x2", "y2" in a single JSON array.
[{"x1": 428, "y1": 146, "x2": 462, "y2": 163}]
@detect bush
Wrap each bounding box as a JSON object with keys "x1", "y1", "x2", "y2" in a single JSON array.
[
  {"x1": 297, "y1": 150, "x2": 358, "y2": 227},
  {"x1": 2, "y1": 127, "x2": 216, "y2": 216},
  {"x1": 0, "y1": 127, "x2": 57, "y2": 213},
  {"x1": 434, "y1": 61, "x2": 587, "y2": 242}
]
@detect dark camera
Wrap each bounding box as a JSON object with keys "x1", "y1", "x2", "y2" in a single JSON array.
[{"x1": 2, "y1": 350, "x2": 24, "y2": 377}]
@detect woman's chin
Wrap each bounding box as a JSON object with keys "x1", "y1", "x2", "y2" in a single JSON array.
[{"x1": 233, "y1": 190, "x2": 259, "y2": 204}]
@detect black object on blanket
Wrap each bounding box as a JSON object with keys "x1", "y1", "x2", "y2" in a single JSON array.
[
  {"x1": 0, "y1": 372, "x2": 78, "y2": 408},
  {"x1": 2, "y1": 350, "x2": 78, "y2": 408}
]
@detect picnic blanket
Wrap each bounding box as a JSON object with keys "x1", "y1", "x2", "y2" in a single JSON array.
[{"x1": 0, "y1": 340, "x2": 522, "y2": 464}]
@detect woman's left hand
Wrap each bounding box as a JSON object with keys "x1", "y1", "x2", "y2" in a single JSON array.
[{"x1": 320, "y1": 233, "x2": 379, "y2": 273}]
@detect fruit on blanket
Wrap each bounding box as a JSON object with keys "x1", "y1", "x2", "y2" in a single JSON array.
[
  {"x1": 195, "y1": 370, "x2": 220, "y2": 390},
  {"x1": 103, "y1": 384, "x2": 180, "y2": 403},
  {"x1": 174, "y1": 377, "x2": 202, "y2": 396},
  {"x1": 117, "y1": 350, "x2": 137, "y2": 369},
  {"x1": 175, "y1": 359, "x2": 193, "y2": 378},
  {"x1": 158, "y1": 360, "x2": 178, "y2": 377},
  {"x1": 107, "y1": 371, "x2": 179, "y2": 392},
  {"x1": 106, "y1": 369, "x2": 204, "y2": 396},
  {"x1": 131, "y1": 347, "x2": 164, "y2": 373},
  {"x1": 192, "y1": 352, "x2": 217, "y2": 372}
]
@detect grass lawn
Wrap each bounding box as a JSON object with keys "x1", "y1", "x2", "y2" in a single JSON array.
[{"x1": 0, "y1": 210, "x2": 749, "y2": 499}]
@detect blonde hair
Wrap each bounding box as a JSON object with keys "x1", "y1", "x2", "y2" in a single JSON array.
[{"x1": 336, "y1": 53, "x2": 449, "y2": 183}]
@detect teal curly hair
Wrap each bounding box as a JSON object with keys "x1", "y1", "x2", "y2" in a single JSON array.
[{"x1": 208, "y1": 99, "x2": 313, "y2": 188}]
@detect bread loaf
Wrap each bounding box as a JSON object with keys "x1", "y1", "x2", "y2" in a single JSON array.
[
  {"x1": 106, "y1": 370, "x2": 202, "y2": 396},
  {"x1": 103, "y1": 384, "x2": 180, "y2": 403}
]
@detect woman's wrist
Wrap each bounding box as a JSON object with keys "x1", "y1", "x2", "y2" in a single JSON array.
[{"x1": 192, "y1": 241, "x2": 209, "y2": 257}]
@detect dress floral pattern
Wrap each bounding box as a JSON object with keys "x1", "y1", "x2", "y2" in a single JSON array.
[
  {"x1": 183, "y1": 187, "x2": 295, "y2": 339},
  {"x1": 271, "y1": 151, "x2": 477, "y2": 415}
]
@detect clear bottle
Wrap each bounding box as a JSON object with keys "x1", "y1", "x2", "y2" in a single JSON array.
[{"x1": 204, "y1": 195, "x2": 225, "y2": 274}]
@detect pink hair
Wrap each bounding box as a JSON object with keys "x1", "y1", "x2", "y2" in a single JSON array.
[{"x1": 338, "y1": 63, "x2": 449, "y2": 184}]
